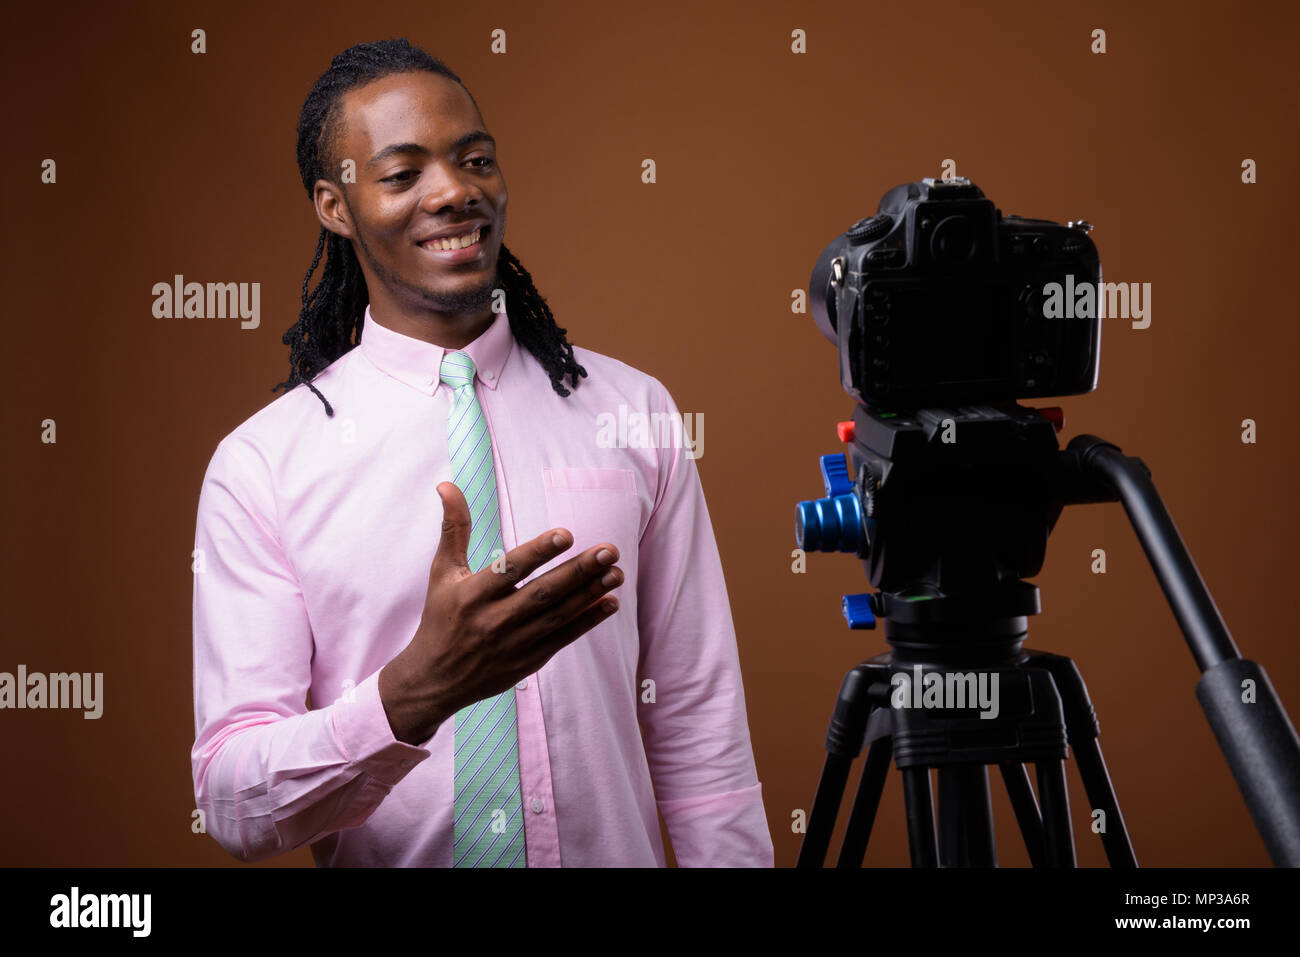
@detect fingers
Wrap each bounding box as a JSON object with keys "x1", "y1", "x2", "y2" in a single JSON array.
[
  {"x1": 473, "y1": 526, "x2": 579, "y2": 596},
  {"x1": 516, "y1": 593, "x2": 621, "y2": 676},
  {"x1": 493, "y1": 542, "x2": 620, "y2": 630},
  {"x1": 508, "y1": 556, "x2": 623, "y2": 646},
  {"x1": 429, "y1": 482, "x2": 473, "y2": 580}
]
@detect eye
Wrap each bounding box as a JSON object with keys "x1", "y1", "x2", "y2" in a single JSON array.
[
  {"x1": 468, "y1": 156, "x2": 496, "y2": 170},
  {"x1": 380, "y1": 169, "x2": 418, "y2": 184}
]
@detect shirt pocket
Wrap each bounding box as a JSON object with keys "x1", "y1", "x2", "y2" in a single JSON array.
[
  {"x1": 540, "y1": 467, "x2": 640, "y2": 581},
  {"x1": 540, "y1": 467, "x2": 640, "y2": 678}
]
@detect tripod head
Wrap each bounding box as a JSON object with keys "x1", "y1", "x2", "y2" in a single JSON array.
[
  {"x1": 795, "y1": 402, "x2": 1124, "y2": 662},
  {"x1": 797, "y1": 402, "x2": 1061, "y2": 657}
]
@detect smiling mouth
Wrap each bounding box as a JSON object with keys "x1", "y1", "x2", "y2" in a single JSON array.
[{"x1": 418, "y1": 226, "x2": 484, "y2": 252}]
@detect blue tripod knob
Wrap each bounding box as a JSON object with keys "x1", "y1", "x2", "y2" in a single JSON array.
[
  {"x1": 841, "y1": 593, "x2": 877, "y2": 629},
  {"x1": 795, "y1": 453, "x2": 867, "y2": 553}
]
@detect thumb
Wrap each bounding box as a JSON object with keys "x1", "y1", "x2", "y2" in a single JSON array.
[{"x1": 431, "y1": 481, "x2": 473, "y2": 579}]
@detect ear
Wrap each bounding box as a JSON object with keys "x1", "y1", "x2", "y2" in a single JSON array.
[{"x1": 314, "y1": 179, "x2": 355, "y2": 241}]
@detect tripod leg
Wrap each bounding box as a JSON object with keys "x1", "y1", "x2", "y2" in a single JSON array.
[
  {"x1": 798, "y1": 664, "x2": 880, "y2": 868},
  {"x1": 837, "y1": 737, "x2": 893, "y2": 867},
  {"x1": 1035, "y1": 760, "x2": 1077, "y2": 866},
  {"x1": 1035, "y1": 654, "x2": 1138, "y2": 867},
  {"x1": 902, "y1": 766, "x2": 940, "y2": 867},
  {"x1": 938, "y1": 765, "x2": 997, "y2": 866},
  {"x1": 1070, "y1": 738, "x2": 1138, "y2": 867},
  {"x1": 999, "y1": 762, "x2": 1046, "y2": 867},
  {"x1": 796, "y1": 753, "x2": 854, "y2": 868}
]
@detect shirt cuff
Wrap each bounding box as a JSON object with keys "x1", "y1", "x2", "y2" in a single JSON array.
[
  {"x1": 657, "y1": 781, "x2": 774, "y2": 867},
  {"x1": 329, "y1": 669, "x2": 431, "y2": 786}
]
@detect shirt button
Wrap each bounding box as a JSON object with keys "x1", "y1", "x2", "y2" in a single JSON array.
[
  {"x1": 485, "y1": 370, "x2": 494, "y2": 380},
  {"x1": 400, "y1": 759, "x2": 414, "y2": 769},
  {"x1": 530, "y1": 798, "x2": 545, "y2": 814},
  {"x1": 516, "y1": 679, "x2": 527, "y2": 690}
]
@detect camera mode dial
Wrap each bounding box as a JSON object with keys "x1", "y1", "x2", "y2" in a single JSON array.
[{"x1": 847, "y1": 214, "x2": 893, "y2": 245}]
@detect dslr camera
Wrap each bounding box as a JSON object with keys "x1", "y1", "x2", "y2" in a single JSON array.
[{"x1": 809, "y1": 177, "x2": 1101, "y2": 410}]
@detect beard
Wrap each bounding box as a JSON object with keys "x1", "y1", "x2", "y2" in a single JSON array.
[
  {"x1": 348, "y1": 200, "x2": 499, "y2": 316},
  {"x1": 404, "y1": 263, "x2": 497, "y2": 314}
]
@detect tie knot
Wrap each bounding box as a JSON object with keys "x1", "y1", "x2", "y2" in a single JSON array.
[{"x1": 440, "y1": 351, "x2": 477, "y2": 389}]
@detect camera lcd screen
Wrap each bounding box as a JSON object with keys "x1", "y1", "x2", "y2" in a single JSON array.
[{"x1": 885, "y1": 284, "x2": 1013, "y2": 388}]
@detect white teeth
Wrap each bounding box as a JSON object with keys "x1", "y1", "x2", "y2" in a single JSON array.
[{"x1": 425, "y1": 227, "x2": 481, "y2": 251}]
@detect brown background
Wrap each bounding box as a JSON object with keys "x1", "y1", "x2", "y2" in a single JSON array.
[{"x1": 3, "y1": 0, "x2": 1297, "y2": 867}]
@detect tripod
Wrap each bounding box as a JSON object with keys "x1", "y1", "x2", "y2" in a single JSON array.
[{"x1": 794, "y1": 403, "x2": 1300, "y2": 867}]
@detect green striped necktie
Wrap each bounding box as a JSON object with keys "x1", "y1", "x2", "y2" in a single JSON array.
[{"x1": 441, "y1": 350, "x2": 526, "y2": 868}]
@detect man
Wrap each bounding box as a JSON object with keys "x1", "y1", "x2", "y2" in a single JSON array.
[{"x1": 191, "y1": 37, "x2": 772, "y2": 867}]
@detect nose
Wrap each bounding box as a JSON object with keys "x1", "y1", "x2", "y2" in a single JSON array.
[{"x1": 418, "y1": 162, "x2": 484, "y2": 214}]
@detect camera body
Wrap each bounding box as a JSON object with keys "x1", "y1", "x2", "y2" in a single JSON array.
[{"x1": 810, "y1": 177, "x2": 1102, "y2": 410}]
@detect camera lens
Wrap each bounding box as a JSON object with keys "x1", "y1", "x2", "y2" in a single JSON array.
[{"x1": 931, "y1": 215, "x2": 977, "y2": 262}]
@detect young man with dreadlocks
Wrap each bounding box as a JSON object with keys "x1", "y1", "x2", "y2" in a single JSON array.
[{"x1": 191, "y1": 38, "x2": 772, "y2": 868}]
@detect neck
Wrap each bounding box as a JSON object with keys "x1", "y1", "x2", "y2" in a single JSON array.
[{"x1": 370, "y1": 303, "x2": 494, "y2": 349}]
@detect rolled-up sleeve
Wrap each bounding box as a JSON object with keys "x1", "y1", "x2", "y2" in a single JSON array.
[
  {"x1": 190, "y1": 436, "x2": 429, "y2": 862},
  {"x1": 634, "y1": 382, "x2": 774, "y2": 867}
]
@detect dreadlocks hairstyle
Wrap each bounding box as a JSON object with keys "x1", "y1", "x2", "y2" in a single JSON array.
[{"x1": 273, "y1": 37, "x2": 588, "y2": 416}]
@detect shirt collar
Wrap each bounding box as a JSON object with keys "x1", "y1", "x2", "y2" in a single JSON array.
[{"x1": 358, "y1": 303, "x2": 514, "y2": 396}]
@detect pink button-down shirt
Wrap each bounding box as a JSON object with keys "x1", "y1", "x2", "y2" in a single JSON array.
[{"x1": 191, "y1": 304, "x2": 773, "y2": 866}]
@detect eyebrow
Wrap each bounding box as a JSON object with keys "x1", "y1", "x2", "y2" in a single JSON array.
[{"x1": 365, "y1": 131, "x2": 496, "y2": 169}]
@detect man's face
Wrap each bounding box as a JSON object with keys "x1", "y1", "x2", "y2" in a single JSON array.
[{"x1": 316, "y1": 70, "x2": 507, "y2": 319}]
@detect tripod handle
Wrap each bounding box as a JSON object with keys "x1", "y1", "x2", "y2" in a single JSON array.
[
  {"x1": 1061, "y1": 435, "x2": 1235, "y2": 670},
  {"x1": 1198, "y1": 659, "x2": 1300, "y2": 866},
  {"x1": 1065, "y1": 434, "x2": 1300, "y2": 865}
]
